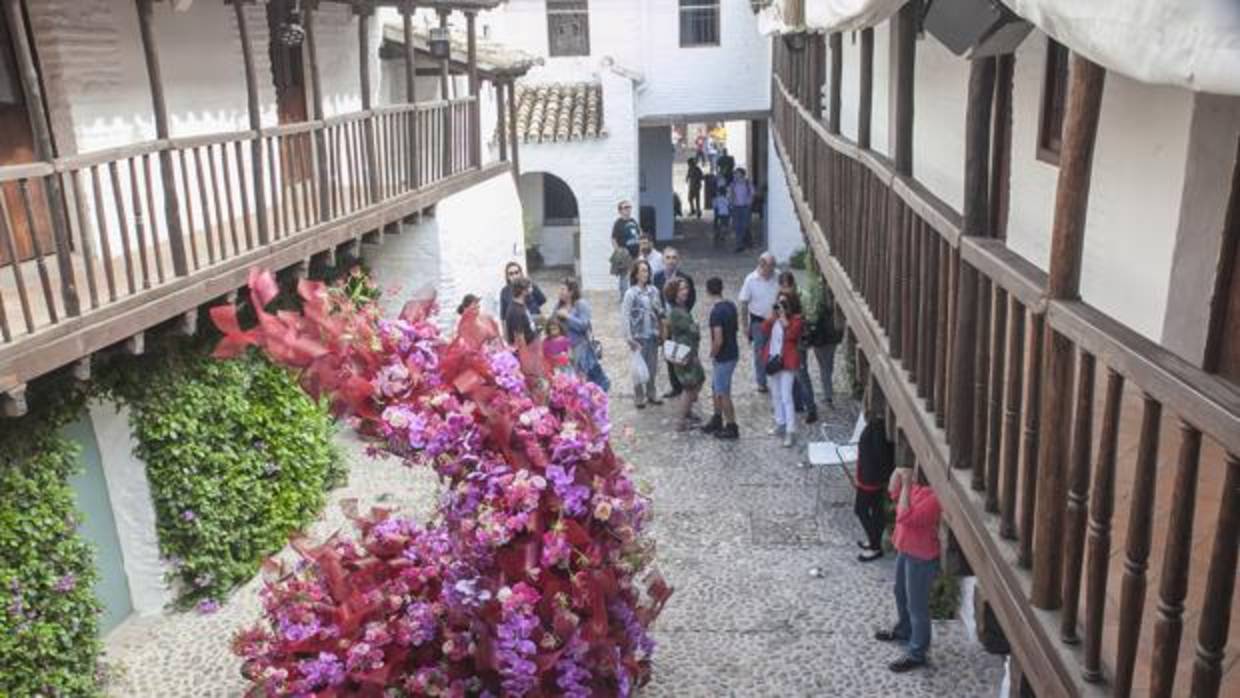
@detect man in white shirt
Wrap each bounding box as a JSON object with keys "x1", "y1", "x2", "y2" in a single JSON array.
[
  {"x1": 738, "y1": 252, "x2": 779, "y2": 393},
  {"x1": 638, "y1": 233, "x2": 665, "y2": 279}
]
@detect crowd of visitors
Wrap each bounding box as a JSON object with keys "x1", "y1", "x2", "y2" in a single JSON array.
[{"x1": 483, "y1": 197, "x2": 943, "y2": 675}]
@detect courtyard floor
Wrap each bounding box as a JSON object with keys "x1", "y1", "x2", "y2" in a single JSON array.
[{"x1": 102, "y1": 219, "x2": 1006, "y2": 696}]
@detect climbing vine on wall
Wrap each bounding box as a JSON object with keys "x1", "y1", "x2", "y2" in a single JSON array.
[
  {"x1": 0, "y1": 385, "x2": 103, "y2": 697},
  {"x1": 100, "y1": 343, "x2": 345, "y2": 610}
]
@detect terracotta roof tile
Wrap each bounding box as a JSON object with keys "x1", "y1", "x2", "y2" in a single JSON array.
[{"x1": 513, "y1": 82, "x2": 604, "y2": 143}]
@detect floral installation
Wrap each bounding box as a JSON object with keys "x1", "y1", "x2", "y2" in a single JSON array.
[{"x1": 212, "y1": 269, "x2": 671, "y2": 697}]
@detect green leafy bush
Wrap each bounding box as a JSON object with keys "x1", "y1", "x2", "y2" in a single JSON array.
[
  {"x1": 0, "y1": 389, "x2": 102, "y2": 696},
  {"x1": 102, "y1": 346, "x2": 343, "y2": 609},
  {"x1": 789, "y1": 246, "x2": 809, "y2": 270},
  {"x1": 930, "y1": 572, "x2": 961, "y2": 620}
]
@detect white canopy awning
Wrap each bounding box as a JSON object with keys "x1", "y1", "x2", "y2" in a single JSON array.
[{"x1": 757, "y1": 0, "x2": 1240, "y2": 96}]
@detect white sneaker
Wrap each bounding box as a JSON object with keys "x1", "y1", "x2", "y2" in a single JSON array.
[
  {"x1": 767, "y1": 424, "x2": 784, "y2": 436},
  {"x1": 782, "y1": 430, "x2": 795, "y2": 448}
]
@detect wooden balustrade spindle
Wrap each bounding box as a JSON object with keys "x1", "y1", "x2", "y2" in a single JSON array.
[
  {"x1": 1082, "y1": 368, "x2": 1124, "y2": 681},
  {"x1": 889, "y1": 205, "x2": 904, "y2": 359},
  {"x1": 1059, "y1": 349, "x2": 1096, "y2": 643},
  {"x1": 1189, "y1": 453, "x2": 1239, "y2": 697},
  {"x1": 208, "y1": 145, "x2": 232, "y2": 257},
  {"x1": 88, "y1": 166, "x2": 118, "y2": 302},
  {"x1": 971, "y1": 278, "x2": 992, "y2": 491},
  {"x1": 1147, "y1": 420, "x2": 1203, "y2": 697},
  {"x1": 1018, "y1": 311, "x2": 1044, "y2": 568},
  {"x1": 173, "y1": 152, "x2": 200, "y2": 271},
  {"x1": 985, "y1": 287, "x2": 1007, "y2": 512},
  {"x1": 0, "y1": 196, "x2": 34, "y2": 331},
  {"x1": 1113, "y1": 394, "x2": 1163, "y2": 698},
  {"x1": 127, "y1": 158, "x2": 152, "y2": 290},
  {"x1": 191, "y1": 148, "x2": 215, "y2": 264},
  {"x1": 140, "y1": 154, "x2": 166, "y2": 284},
  {"x1": 17, "y1": 181, "x2": 57, "y2": 322},
  {"x1": 999, "y1": 298, "x2": 1025, "y2": 538},
  {"x1": 232, "y1": 140, "x2": 254, "y2": 250},
  {"x1": 934, "y1": 237, "x2": 950, "y2": 426},
  {"x1": 67, "y1": 170, "x2": 101, "y2": 304}
]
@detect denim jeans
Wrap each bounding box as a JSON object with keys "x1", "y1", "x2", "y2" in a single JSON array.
[
  {"x1": 617, "y1": 275, "x2": 629, "y2": 302},
  {"x1": 749, "y1": 317, "x2": 769, "y2": 390},
  {"x1": 793, "y1": 347, "x2": 815, "y2": 414},
  {"x1": 893, "y1": 552, "x2": 940, "y2": 662},
  {"x1": 810, "y1": 342, "x2": 837, "y2": 406}
]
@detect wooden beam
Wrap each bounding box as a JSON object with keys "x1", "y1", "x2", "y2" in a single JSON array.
[
  {"x1": 234, "y1": 1, "x2": 270, "y2": 245},
  {"x1": 892, "y1": 1, "x2": 917, "y2": 176},
  {"x1": 304, "y1": 3, "x2": 333, "y2": 220},
  {"x1": 948, "y1": 58, "x2": 996, "y2": 476},
  {"x1": 1031, "y1": 55, "x2": 1106, "y2": 610},
  {"x1": 2, "y1": 384, "x2": 26, "y2": 418},
  {"x1": 1202, "y1": 136, "x2": 1240, "y2": 374},
  {"x1": 135, "y1": 0, "x2": 189, "y2": 277},
  {"x1": 857, "y1": 27, "x2": 873, "y2": 149},
  {"x1": 466, "y1": 10, "x2": 480, "y2": 168},
  {"x1": 827, "y1": 32, "x2": 842, "y2": 134},
  {"x1": 1, "y1": 0, "x2": 79, "y2": 316}
]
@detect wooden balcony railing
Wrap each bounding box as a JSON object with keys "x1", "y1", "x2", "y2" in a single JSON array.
[
  {"x1": 772, "y1": 74, "x2": 1238, "y2": 698},
  {"x1": 0, "y1": 98, "x2": 490, "y2": 405}
]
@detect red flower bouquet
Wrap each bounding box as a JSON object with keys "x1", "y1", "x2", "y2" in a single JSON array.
[{"x1": 213, "y1": 270, "x2": 671, "y2": 697}]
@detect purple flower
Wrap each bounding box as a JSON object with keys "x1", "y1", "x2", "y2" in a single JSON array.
[
  {"x1": 180, "y1": 509, "x2": 196, "y2": 523},
  {"x1": 53, "y1": 574, "x2": 77, "y2": 593},
  {"x1": 296, "y1": 651, "x2": 345, "y2": 690},
  {"x1": 196, "y1": 598, "x2": 220, "y2": 615}
]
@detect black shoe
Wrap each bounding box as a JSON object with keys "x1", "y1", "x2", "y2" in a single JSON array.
[
  {"x1": 858, "y1": 550, "x2": 883, "y2": 562},
  {"x1": 648, "y1": 399, "x2": 664, "y2": 406},
  {"x1": 715, "y1": 423, "x2": 739, "y2": 440},
  {"x1": 888, "y1": 656, "x2": 926, "y2": 673},
  {"x1": 662, "y1": 390, "x2": 681, "y2": 399},
  {"x1": 635, "y1": 402, "x2": 647, "y2": 410},
  {"x1": 874, "y1": 629, "x2": 907, "y2": 643},
  {"x1": 756, "y1": 385, "x2": 769, "y2": 394},
  {"x1": 702, "y1": 415, "x2": 723, "y2": 434},
  {"x1": 806, "y1": 411, "x2": 818, "y2": 425}
]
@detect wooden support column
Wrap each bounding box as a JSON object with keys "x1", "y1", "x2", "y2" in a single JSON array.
[
  {"x1": 507, "y1": 80, "x2": 520, "y2": 178},
  {"x1": 857, "y1": 27, "x2": 874, "y2": 149},
  {"x1": 304, "y1": 1, "x2": 331, "y2": 220},
  {"x1": 948, "y1": 58, "x2": 995, "y2": 473},
  {"x1": 357, "y1": 5, "x2": 379, "y2": 203},
  {"x1": 438, "y1": 9, "x2": 452, "y2": 174},
  {"x1": 466, "y1": 11, "x2": 480, "y2": 168},
  {"x1": 234, "y1": 0, "x2": 270, "y2": 245},
  {"x1": 892, "y1": 1, "x2": 917, "y2": 175},
  {"x1": 402, "y1": 1, "x2": 418, "y2": 187},
  {"x1": 136, "y1": 0, "x2": 189, "y2": 277},
  {"x1": 827, "y1": 32, "x2": 842, "y2": 133},
  {"x1": 1031, "y1": 55, "x2": 1106, "y2": 610},
  {"x1": 2, "y1": 0, "x2": 79, "y2": 315},
  {"x1": 990, "y1": 54, "x2": 1014, "y2": 239},
  {"x1": 496, "y1": 77, "x2": 508, "y2": 162}
]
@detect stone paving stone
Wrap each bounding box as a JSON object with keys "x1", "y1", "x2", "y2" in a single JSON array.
[{"x1": 102, "y1": 227, "x2": 1004, "y2": 696}]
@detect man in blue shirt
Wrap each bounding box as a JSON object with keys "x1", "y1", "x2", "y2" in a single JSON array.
[
  {"x1": 611, "y1": 200, "x2": 641, "y2": 259},
  {"x1": 703, "y1": 276, "x2": 740, "y2": 440}
]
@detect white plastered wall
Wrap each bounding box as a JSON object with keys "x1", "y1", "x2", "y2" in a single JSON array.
[
  {"x1": 518, "y1": 69, "x2": 640, "y2": 291},
  {"x1": 838, "y1": 24, "x2": 892, "y2": 159},
  {"x1": 639, "y1": 125, "x2": 675, "y2": 242},
  {"x1": 766, "y1": 128, "x2": 802, "y2": 263},
  {"x1": 884, "y1": 30, "x2": 1193, "y2": 342},
  {"x1": 87, "y1": 399, "x2": 172, "y2": 617}
]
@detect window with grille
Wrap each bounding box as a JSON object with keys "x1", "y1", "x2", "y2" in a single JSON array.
[
  {"x1": 1037, "y1": 39, "x2": 1069, "y2": 165},
  {"x1": 547, "y1": 0, "x2": 589, "y2": 57},
  {"x1": 680, "y1": 0, "x2": 720, "y2": 47}
]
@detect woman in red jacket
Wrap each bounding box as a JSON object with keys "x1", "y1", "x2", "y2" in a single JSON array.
[{"x1": 761, "y1": 290, "x2": 803, "y2": 447}]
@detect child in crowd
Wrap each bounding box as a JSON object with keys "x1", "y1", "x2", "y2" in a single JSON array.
[{"x1": 542, "y1": 318, "x2": 574, "y2": 376}]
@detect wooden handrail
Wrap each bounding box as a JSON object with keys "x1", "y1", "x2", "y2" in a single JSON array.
[{"x1": 0, "y1": 161, "x2": 53, "y2": 182}]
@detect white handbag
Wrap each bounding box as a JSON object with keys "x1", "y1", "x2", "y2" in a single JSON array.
[{"x1": 662, "y1": 340, "x2": 691, "y2": 365}]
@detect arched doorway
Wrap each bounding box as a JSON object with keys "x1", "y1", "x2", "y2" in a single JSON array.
[{"x1": 517, "y1": 172, "x2": 580, "y2": 275}]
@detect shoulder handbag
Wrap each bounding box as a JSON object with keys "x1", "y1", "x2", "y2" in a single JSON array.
[
  {"x1": 663, "y1": 339, "x2": 691, "y2": 365},
  {"x1": 764, "y1": 353, "x2": 784, "y2": 376}
]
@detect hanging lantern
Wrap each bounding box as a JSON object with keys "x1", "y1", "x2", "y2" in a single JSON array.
[{"x1": 429, "y1": 26, "x2": 451, "y2": 59}]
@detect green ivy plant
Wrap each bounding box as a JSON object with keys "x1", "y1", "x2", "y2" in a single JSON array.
[
  {"x1": 99, "y1": 343, "x2": 344, "y2": 609},
  {"x1": 0, "y1": 384, "x2": 103, "y2": 697}
]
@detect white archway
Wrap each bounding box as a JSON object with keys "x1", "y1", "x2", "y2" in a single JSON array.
[{"x1": 517, "y1": 171, "x2": 582, "y2": 274}]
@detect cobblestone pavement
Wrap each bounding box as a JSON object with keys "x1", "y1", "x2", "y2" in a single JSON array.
[{"x1": 103, "y1": 222, "x2": 1005, "y2": 696}]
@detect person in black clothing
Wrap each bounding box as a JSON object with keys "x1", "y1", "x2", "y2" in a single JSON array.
[
  {"x1": 717, "y1": 147, "x2": 736, "y2": 185},
  {"x1": 503, "y1": 277, "x2": 538, "y2": 348},
  {"x1": 855, "y1": 398, "x2": 895, "y2": 562},
  {"x1": 611, "y1": 200, "x2": 641, "y2": 259},
  {"x1": 654, "y1": 247, "x2": 696, "y2": 399},
  {"x1": 686, "y1": 158, "x2": 704, "y2": 218},
  {"x1": 702, "y1": 277, "x2": 740, "y2": 439},
  {"x1": 499, "y1": 261, "x2": 546, "y2": 322}
]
